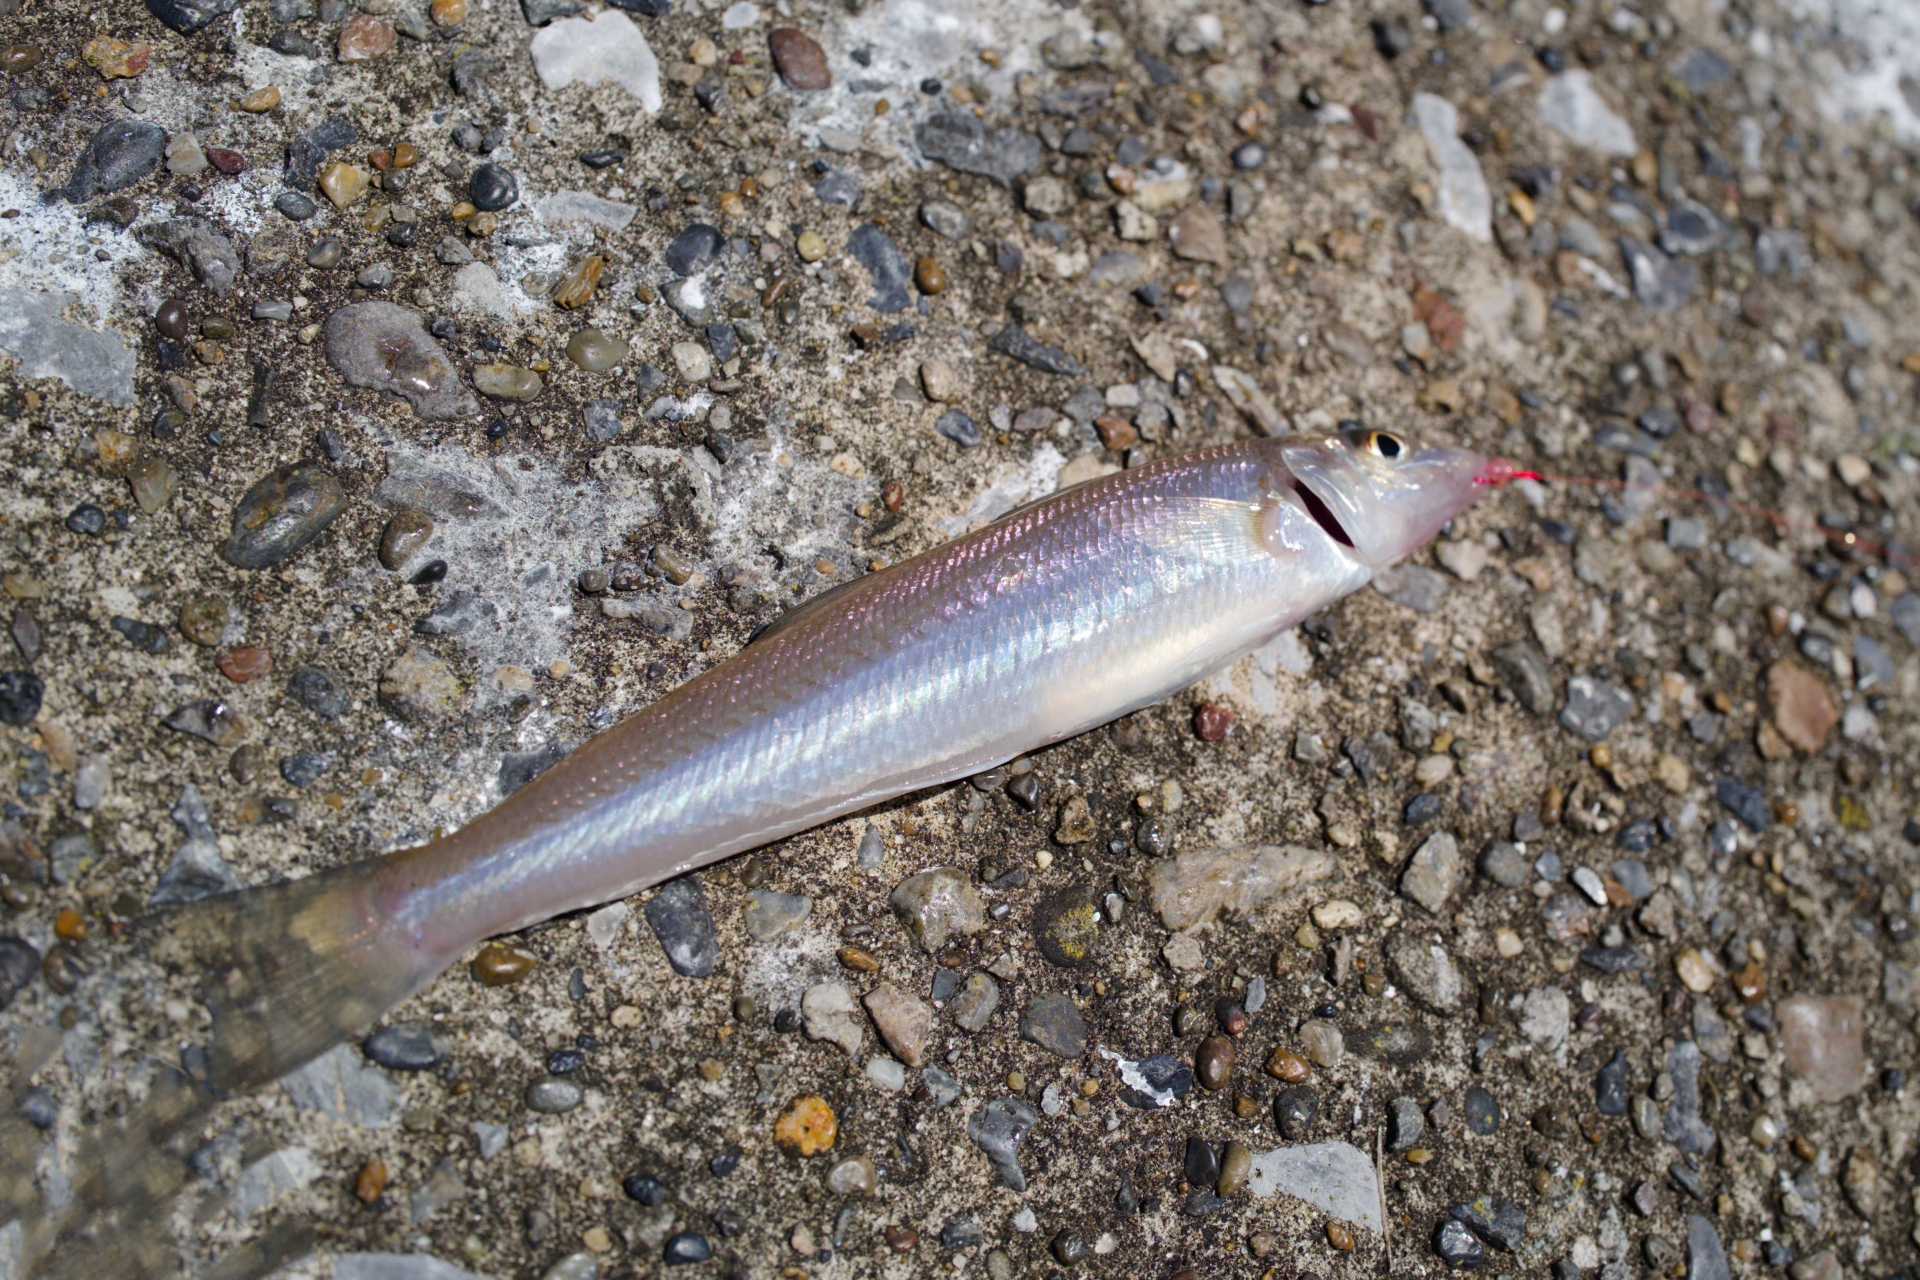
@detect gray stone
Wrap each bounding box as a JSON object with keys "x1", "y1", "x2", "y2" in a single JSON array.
[
  {"x1": 920, "y1": 199, "x2": 972, "y2": 239},
  {"x1": 1479, "y1": 841, "x2": 1530, "y2": 887},
  {"x1": 289, "y1": 666, "x2": 349, "y2": 719},
  {"x1": 218, "y1": 465, "x2": 346, "y2": 570},
  {"x1": 1889, "y1": 592, "x2": 1920, "y2": 645},
  {"x1": 966, "y1": 1096, "x2": 1041, "y2": 1189},
  {"x1": 743, "y1": 889, "x2": 810, "y2": 941},
  {"x1": 1684, "y1": 1214, "x2": 1730, "y2": 1280},
  {"x1": 601, "y1": 595, "x2": 694, "y2": 642},
  {"x1": 150, "y1": 785, "x2": 245, "y2": 905},
  {"x1": 663, "y1": 223, "x2": 724, "y2": 277},
  {"x1": 281, "y1": 1043, "x2": 399, "y2": 1126},
  {"x1": 643, "y1": 874, "x2": 717, "y2": 977},
  {"x1": 0, "y1": 291, "x2": 137, "y2": 406},
  {"x1": 1387, "y1": 1097, "x2": 1426, "y2": 1152},
  {"x1": 137, "y1": 218, "x2": 241, "y2": 296},
  {"x1": 324, "y1": 302, "x2": 480, "y2": 421},
  {"x1": 1618, "y1": 238, "x2": 1697, "y2": 311},
  {"x1": 988, "y1": 324, "x2": 1086, "y2": 375},
  {"x1": 921, "y1": 1065, "x2": 962, "y2": 1107},
  {"x1": 1399, "y1": 830, "x2": 1463, "y2": 914},
  {"x1": 1755, "y1": 228, "x2": 1811, "y2": 278},
  {"x1": 935, "y1": 408, "x2": 982, "y2": 448},
  {"x1": 846, "y1": 223, "x2": 911, "y2": 313},
  {"x1": 1493, "y1": 641, "x2": 1555, "y2": 714},
  {"x1": 813, "y1": 169, "x2": 861, "y2": 207},
  {"x1": 948, "y1": 973, "x2": 1000, "y2": 1032},
  {"x1": 525, "y1": 1077, "x2": 583, "y2": 1113},
  {"x1": 365, "y1": 1022, "x2": 446, "y2": 1071},
  {"x1": 1451, "y1": 1196, "x2": 1525, "y2": 1251},
  {"x1": 1665, "y1": 515, "x2": 1709, "y2": 549},
  {"x1": 1853, "y1": 634, "x2": 1895, "y2": 689},
  {"x1": 1664, "y1": 1041, "x2": 1716, "y2": 1153},
  {"x1": 408, "y1": 1161, "x2": 468, "y2": 1223},
  {"x1": 1412, "y1": 93, "x2": 1491, "y2": 243},
  {"x1": 55, "y1": 119, "x2": 167, "y2": 203},
  {"x1": 1659, "y1": 199, "x2": 1727, "y2": 256},
  {"x1": 1387, "y1": 933, "x2": 1464, "y2": 1011},
  {"x1": 661, "y1": 275, "x2": 716, "y2": 326},
  {"x1": 801, "y1": 981, "x2": 864, "y2": 1056},
  {"x1": 535, "y1": 190, "x2": 637, "y2": 231},
  {"x1": 1559, "y1": 676, "x2": 1633, "y2": 741},
  {"x1": 1019, "y1": 992, "x2": 1086, "y2": 1057},
  {"x1": 1245, "y1": 1141, "x2": 1381, "y2": 1231},
  {"x1": 47, "y1": 833, "x2": 96, "y2": 885},
  {"x1": 582, "y1": 398, "x2": 624, "y2": 442},
  {"x1": 915, "y1": 114, "x2": 1041, "y2": 188},
  {"x1": 889, "y1": 867, "x2": 986, "y2": 951},
  {"x1": 230, "y1": 1146, "x2": 319, "y2": 1219},
  {"x1": 1372, "y1": 565, "x2": 1449, "y2": 613},
  {"x1": 1537, "y1": 71, "x2": 1637, "y2": 154},
  {"x1": 1671, "y1": 47, "x2": 1731, "y2": 94}
]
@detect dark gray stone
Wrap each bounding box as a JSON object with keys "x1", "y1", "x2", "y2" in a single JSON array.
[
  {"x1": 280, "y1": 751, "x2": 330, "y2": 788},
  {"x1": 966, "y1": 1096, "x2": 1041, "y2": 1189},
  {"x1": 1596, "y1": 1048, "x2": 1628, "y2": 1114},
  {"x1": 147, "y1": 0, "x2": 239, "y2": 34},
  {"x1": 468, "y1": 163, "x2": 518, "y2": 212},
  {"x1": 1659, "y1": 199, "x2": 1726, "y2": 256},
  {"x1": 288, "y1": 666, "x2": 349, "y2": 718},
  {"x1": 915, "y1": 114, "x2": 1041, "y2": 187},
  {"x1": 845, "y1": 223, "x2": 911, "y2": 313},
  {"x1": 1274, "y1": 1085, "x2": 1320, "y2": 1140},
  {"x1": 935, "y1": 409, "x2": 981, "y2": 447},
  {"x1": 0, "y1": 935, "x2": 41, "y2": 1009},
  {"x1": 0, "y1": 671, "x2": 44, "y2": 727},
  {"x1": 220, "y1": 466, "x2": 346, "y2": 569},
  {"x1": 582, "y1": 398, "x2": 624, "y2": 442},
  {"x1": 1113, "y1": 1052, "x2": 1193, "y2": 1108},
  {"x1": 663, "y1": 223, "x2": 723, "y2": 277},
  {"x1": 919, "y1": 200, "x2": 972, "y2": 239},
  {"x1": 1685, "y1": 1214, "x2": 1731, "y2": 1280},
  {"x1": 275, "y1": 192, "x2": 319, "y2": 221},
  {"x1": 644, "y1": 874, "x2": 717, "y2": 977},
  {"x1": 1579, "y1": 945, "x2": 1647, "y2": 974},
  {"x1": 54, "y1": 120, "x2": 168, "y2": 204},
  {"x1": 1479, "y1": 841, "x2": 1530, "y2": 887},
  {"x1": 525, "y1": 1076, "x2": 583, "y2": 1113},
  {"x1": 987, "y1": 325, "x2": 1086, "y2": 376},
  {"x1": 520, "y1": 0, "x2": 580, "y2": 22},
  {"x1": 1559, "y1": 676, "x2": 1633, "y2": 741},
  {"x1": 365, "y1": 1022, "x2": 445, "y2": 1070},
  {"x1": 1715, "y1": 778, "x2": 1771, "y2": 833},
  {"x1": 498, "y1": 745, "x2": 567, "y2": 795},
  {"x1": 1889, "y1": 592, "x2": 1920, "y2": 646},
  {"x1": 1464, "y1": 1085, "x2": 1499, "y2": 1135},
  {"x1": 1388, "y1": 1096, "x2": 1426, "y2": 1151},
  {"x1": 137, "y1": 218, "x2": 242, "y2": 296},
  {"x1": 1491, "y1": 641, "x2": 1553, "y2": 714},
  {"x1": 1672, "y1": 47, "x2": 1731, "y2": 93},
  {"x1": 1434, "y1": 1218, "x2": 1486, "y2": 1269},
  {"x1": 1019, "y1": 992, "x2": 1086, "y2": 1057},
  {"x1": 1451, "y1": 1196, "x2": 1525, "y2": 1251},
  {"x1": 1618, "y1": 237, "x2": 1697, "y2": 311},
  {"x1": 813, "y1": 169, "x2": 861, "y2": 206},
  {"x1": 1423, "y1": 0, "x2": 1473, "y2": 31},
  {"x1": 285, "y1": 117, "x2": 357, "y2": 190}
]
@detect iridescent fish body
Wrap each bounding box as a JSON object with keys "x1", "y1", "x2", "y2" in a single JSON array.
[{"x1": 168, "y1": 430, "x2": 1492, "y2": 1090}]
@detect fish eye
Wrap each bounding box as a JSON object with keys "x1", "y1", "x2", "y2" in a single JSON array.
[{"x1": 1365, "y1": 431, "x2": 1405, "y2": 461}]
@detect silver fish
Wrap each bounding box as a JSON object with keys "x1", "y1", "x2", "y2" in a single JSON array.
[{"x1": 162, "y1": 428, "x2": 1493, "y2": 1090}]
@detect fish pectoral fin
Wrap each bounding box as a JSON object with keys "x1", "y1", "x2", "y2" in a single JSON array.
[{"x1": 1128, "y1": 494, "x2": 1275, "y2": 566}]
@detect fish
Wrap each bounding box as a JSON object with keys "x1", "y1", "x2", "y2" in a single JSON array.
[
  {"x1": 6, "y1": 429, "x2": 1495, "y2": 1272},
  {"x1": 163, "y1": 427, "x2": 1493, "y2": 1094}
]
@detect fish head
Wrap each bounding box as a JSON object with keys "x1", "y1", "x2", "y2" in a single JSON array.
[{"x1": 1279, "y1": 429, "x2": 1490, "y2": 568}]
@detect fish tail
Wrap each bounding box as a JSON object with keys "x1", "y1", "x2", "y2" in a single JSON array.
[{"x1": 153, "y1": 853, "x2": 454, "y2": 1095}]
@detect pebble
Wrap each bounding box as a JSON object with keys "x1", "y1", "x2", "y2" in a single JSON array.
[
  {"x1": 529, "y1": 11, "x2": 662, "y2": 110},
  {"x1": 318, "y1": 161, "x2": 370, "y2": 209},
  {"x1": 1412, "y1": 93, "x2": 1491, "y2": 242},
  {"x1": 1274, "y1": 1085, "x2": 1319, "y2": 1140},
  {"x1": 826, "y1": 1155, "x2": 877, "y2": 1194},
  {"x1": 662, "y1": 1233, "x2": 711, "y2": 1266},
  {"x1": 768, "y1": 27, "x2": 829, "y2": 89},
  {"x1": 1388, "y1": 934, "x2": 1465, "y2": 1012},
  {"x1": 920, "y1": 200, "x2": 972, "y2": 239},
  {"x1": 863, "y1": 983, "x2": 933, "y2": 1067},
  {"x1": 643, "y1": 874, "x2": 717, "y2": 977},
  {"x1": 1398, "y1": 830, "x2": 1463, "y2": 914},
  {"x1": 473, "y1": 364, "x2": 544, "y2": 401},
  {"x1": 915, "y1": 113, "x2": 1041, "y2": 188},
  {"x1": 1537, "y1": 71, "x2": 1637, "y2": 154},
  {"x1": 469, "y1": 163, "x2": 519, "y2": 212},
  {"x1": 987, "y1": 325, "x2": 1087, "y2": 376},
  {"x1": 743, "y1": 888, "x2": 810, "y2": 940},
  {"x1": 1434, "y1": 1218, "x2": 1487, "y2": 1269},
  {"x1": 1019, "y1": 993, "x2": 1086, "y2": 1057},
  {"x1": 55, "y1": 120, "x2": 167, "y2": 204},
  {"x1": 1766, "y1": 658, "x2": 1837, "y2": 753},
  {"x1": 802, "y1": 982, "x2": 865, "y2": 1055},
  {"x1": 325, "y1": 303, "x2": 478, "y2": 420},
  {"x1": 471, "y1": 942, "x2": 536, "y2": 985},
  {"x1": 337, "y1": 13, "x2": 395, "y2": 59},
  {"x1": 889, "y1": 867, "x2": 985, "y2": 951},
  {"x1": 1195, "y1": 1035, "x2": 1234, "y2": 1091},
  {"x1": 1167, "y1": 204, "x2": 1229, "y2": 265},
  {"x1": 664, "y1": 223, "x2": 723, "y2": 277},
  {"x1": 1298, "y1": 1020, "x2": 1343, "y2": 1068},
  {"x1": 526, "y1": 1074, "x2": 576, "y2": 1113},
  {"x1": 773, "y1": 1094, "x2": 837, "y2": 1155},
  {"x1": 566, "y1": 328, "x2": 624, "y2": 372},
  {"x1": 218, "y1": 465, "x2": 345, "y2": 570},
  {"x1": 1777, "y1": 995, "x2": 1866, "y2": 1102},
  {"x1": 1463, "y1": 1086, "x2": 1500, "y2": 1135},
  {"x1": 365, "y1": 1022, "x2": 446, "y2": 1070},
  {"x1": 1684, "y1": 1214, "x2": 1731, "y2": 1280},
  {"x1": 846, "y1": 223, "x2": 912, "y2": 314},
  {"x1": 949, "y1": 973, "x2": 999, "y2": 1032},
  {"x1": 966, "y1": 1096, "x2": 1040, "y2": 1190}
]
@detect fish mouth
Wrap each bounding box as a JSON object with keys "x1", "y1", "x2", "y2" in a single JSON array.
[{"x1": 1292, "y1": 479, "x2": 1354, "y2": 548}]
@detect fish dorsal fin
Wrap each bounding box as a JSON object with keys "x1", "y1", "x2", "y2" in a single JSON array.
[{"x1": 746, "y1": 574, "x2": 872, "y2": 646}]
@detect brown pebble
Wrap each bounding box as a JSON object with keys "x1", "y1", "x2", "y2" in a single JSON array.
[
  {"x1": 178, "y1": 594, "x2": 230, "y2": 646},
  {"x1": 337, "y1": 13, "x2": 395, "y2": 61},
  {"x1": 1732, "y1": 961, "x2": 1767, "y2": 1004},
  {"x1": 882, "y1": 480, "x2": 904, "y2": 512},
  {"x1": 429, "y1": 0, "x2": 466, "y2": 25},
  {"x1": 1264, "y1": 1046, "x2": 1311, "y2": 1082},
  {"x1": 1095, "y1": 415, "x2": 1138, "y2": 451},
  {"x1": 552, "y1": 255, "x2": 605, "y2": 310},
  {"x1": 883, "y1": 1225, "x2": 917, "y2": 1252},
  {"x1": 379, "y1": 510, "x2": 434, "y2": 571},
  {"x1": 1195, "y1": 1034, "x2": 1235, "y2": 1092},
  {"x1": 0, "y1": 45, "x2": 45, "y2": 75},
  {"x1": 355, "y1": 1158, "x2": 388, "y2": 1204},
  {"x1": 217, "y1": 646, "x2": 274, "y2": 683},
  {"x1": 914, "y1": 255, "x2": 946, "y2": 295},
  {"x1": 1217, "y1": 1140, "x2": 1251, "y2": 1196},
  {"x1": 54, "y1": 907, "x2": 86, "y2": 940},
  {"x1": 768, "y1": 27, "x2": 830, "y2": 90},
  {"x1": 229, "y1": 743, "x2": 262, "y2": 784},
  {"x1": 1326, "y1": 1220, "x2": 1355, "y2": 1251},
  {"x1": 1193, "y1": 703, "x2": 1234, "y2": 742},
  {"x1": 470, "y1": 941, "x2": 537, "y2": 985},
  {"x1": 838, "y1": 945, "x2": 879, "y2": 973},
  {"x1": 155, "y1": 297, "x2": 191, "y2": 340}
]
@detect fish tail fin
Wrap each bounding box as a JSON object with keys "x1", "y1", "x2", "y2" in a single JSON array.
[{"x1": 152, "y1": 853, "x2": 455, "y2": 1095}]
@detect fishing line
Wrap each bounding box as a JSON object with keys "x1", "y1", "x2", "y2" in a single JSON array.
[{"x1": 1479, "y1": 457, "x2": 1917, "y2": 574}]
